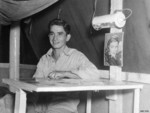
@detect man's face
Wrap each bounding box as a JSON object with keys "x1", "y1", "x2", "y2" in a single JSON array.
[{"x1": 48, "y1": 25, "x2": 70, "y2": 49}]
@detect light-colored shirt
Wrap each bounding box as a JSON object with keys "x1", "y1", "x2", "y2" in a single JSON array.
[
  {"x1": 33, "y1": 46, "x2": 101, "y2": 80},
  {"x1": 33, "y1": 46, "x2": 101, "y2": 112}
]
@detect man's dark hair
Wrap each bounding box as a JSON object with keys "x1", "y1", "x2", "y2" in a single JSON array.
[{"x1": 48, "y1": 18, "x2": 71, "y2": 34}]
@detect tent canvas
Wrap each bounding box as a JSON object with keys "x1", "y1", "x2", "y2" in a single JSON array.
[{"x1": 1, "y1": 0, "x2": 150, "y2": 74}]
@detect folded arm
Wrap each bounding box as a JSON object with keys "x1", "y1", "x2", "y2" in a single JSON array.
[{"x1": 48, "y1": 71, "x2": 81, "y2": 79}]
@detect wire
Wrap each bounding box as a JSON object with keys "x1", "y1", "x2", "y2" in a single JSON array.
[
  {"x1": 92, "y1": 0, "x2": 98, "y2": 21},
  {"x1": 115, "y1": 8, "x2": 132, "y2": 20},
  {"x1": 57, "y1": 9, "x2": 62, "y2": 19},
  {"x1": 123, "y1": 8, "x2": 132, "y2": 20}
]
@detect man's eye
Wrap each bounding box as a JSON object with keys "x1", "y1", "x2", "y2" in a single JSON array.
[
  {"x1": 48, "y1": 33, "x2": 54, "y2": 37},
  {"x1": 58, "y1": 32, "x2": 64, "y2": 35}
]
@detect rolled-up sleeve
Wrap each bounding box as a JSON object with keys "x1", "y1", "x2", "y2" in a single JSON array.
[
  {"x1": 33, "y1": 57, "x2": 45, "y2": 78},
  {"x1": 71, "y1": 52, "x2": 101, "y2": 80}
]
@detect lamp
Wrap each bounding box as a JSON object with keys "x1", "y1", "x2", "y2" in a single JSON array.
[{"x1": 92, "y1": 9, "x2": 132, "y2": 30}]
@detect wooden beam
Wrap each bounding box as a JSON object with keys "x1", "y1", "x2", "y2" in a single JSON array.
[
  {"x1": 108, "y1": 0, "x2": 124, "y2": 113},
  {"x1": 9, "y1": 22, "x2": 20, "y2": 80}
]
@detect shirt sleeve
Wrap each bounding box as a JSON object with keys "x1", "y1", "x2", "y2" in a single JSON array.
[
  {"x1": 33, "y1": 56, "x2": 45, "y2": 78},
  {"x1": 71, "y1": 52, "x2": 101, "y2": 80}
]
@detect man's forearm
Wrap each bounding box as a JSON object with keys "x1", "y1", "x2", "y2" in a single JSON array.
[{"x1": 64, "y1": 71, "x2": 81, "y2": 79}]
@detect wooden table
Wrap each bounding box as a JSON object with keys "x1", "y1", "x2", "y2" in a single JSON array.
[{"x1": 2, "y1": 78, "x2": 143, "y2": 113}]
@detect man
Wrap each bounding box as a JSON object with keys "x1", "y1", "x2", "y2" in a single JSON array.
[{"x1": 33, "y1": 18, "x2": 101, "y2": 113}]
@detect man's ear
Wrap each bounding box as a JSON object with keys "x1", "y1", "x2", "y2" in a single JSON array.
[{"x1": 66, "y1": 34, "x2": 71, "y2": 42}]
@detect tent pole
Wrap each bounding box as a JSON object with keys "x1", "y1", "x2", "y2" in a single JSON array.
[
  {"x1": 107, "y1": 1, "x2": 123, "y2": 113},
  {"x1": 9, "y1": 21, "x2": 20, "y2": 80}
]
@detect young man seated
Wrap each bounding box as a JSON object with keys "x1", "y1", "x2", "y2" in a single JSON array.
[{"x1": 32, "y1": 18, "x2": 101, "y2": 113}]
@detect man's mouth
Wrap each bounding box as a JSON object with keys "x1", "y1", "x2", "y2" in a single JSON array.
[{"x1": 53, "y1": 42, "x2": 59, "y2": 44}]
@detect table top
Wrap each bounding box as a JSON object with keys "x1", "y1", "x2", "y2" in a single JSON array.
[{"x1": 2, "y1": 78, "x2": 143, "y2": 92}]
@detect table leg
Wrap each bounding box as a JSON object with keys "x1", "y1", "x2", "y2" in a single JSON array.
[
  {"x1": 133, "y1": 89, "x2": 140, "y2": 113},
  {"x1": 86, "y1": 92, "x2": 92, "y2": 113},
  {"x1": 108, "y1": 90, "x2": 123, "y2": 113},
  {"x1": 14, "y1": 89, "x2": 27, "y2": 113}
]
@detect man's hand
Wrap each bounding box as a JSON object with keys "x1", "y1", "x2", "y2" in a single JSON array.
[
  {"x1": 48, "y1": 71, "x2": 80, "y2": 79},
  {"x1": 48, "y1": 71, "x2": 66, "y2": 79}
]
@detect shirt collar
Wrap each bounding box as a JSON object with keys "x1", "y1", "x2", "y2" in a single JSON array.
[{"x1": 46, "y1": 46, "x2": 72, "y2": 56}]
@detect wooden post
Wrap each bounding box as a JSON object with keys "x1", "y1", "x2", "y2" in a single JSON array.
[
  {"x1": 108, "y1": 0, "x2": 123, "y2": 113},
  {"x1": 9, "y1": 22, "x2": 20, "y2": 80}
]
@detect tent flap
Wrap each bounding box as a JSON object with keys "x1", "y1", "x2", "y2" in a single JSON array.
[{"x1": 0, "y1": 0, "x2": 59, "y2": 25}]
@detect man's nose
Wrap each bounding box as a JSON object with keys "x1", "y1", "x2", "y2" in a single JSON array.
[{"x1": 53, "y1": 34, "x2": 58, "y2": 40}]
